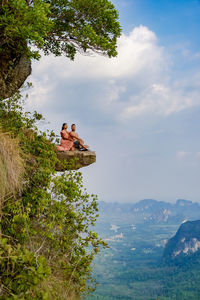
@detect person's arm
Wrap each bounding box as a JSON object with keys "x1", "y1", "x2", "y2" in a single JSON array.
[
  {"x1": 61, "y1": 130, "x2": 69, "y2": 140},
  {"x1": 69, "y1": 131, "x2": 77, "y2": 140},
  {"x1": 70, "y1": 132, "x2": 84, "y2": 142}
]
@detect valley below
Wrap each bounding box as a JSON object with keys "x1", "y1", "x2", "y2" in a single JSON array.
[{"x1": 86, "y1": 199, "x2": 200, "y2": 300}]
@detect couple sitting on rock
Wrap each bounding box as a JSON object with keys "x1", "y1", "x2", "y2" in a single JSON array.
[{"x1": 57, "y1": 123, "x2": 89, "y2": 151}]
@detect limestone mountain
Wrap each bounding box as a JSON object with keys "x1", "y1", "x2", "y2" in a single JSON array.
[{"x1": 163, "y1": 220, "x2": 200, "y2": 262}]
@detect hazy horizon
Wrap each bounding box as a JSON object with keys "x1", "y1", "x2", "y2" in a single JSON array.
[{"x1": 97, "y1": 197, "x2": 200, "y2": 204}]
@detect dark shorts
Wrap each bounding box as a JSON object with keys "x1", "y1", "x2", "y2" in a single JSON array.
[{"x1": 74, "y1": 140, "x2": 80, "y2": 149}]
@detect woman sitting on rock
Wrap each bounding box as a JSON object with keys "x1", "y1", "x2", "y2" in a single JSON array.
[{"x1": 57, "y1": 123, "x2": 75, "y2": 151}]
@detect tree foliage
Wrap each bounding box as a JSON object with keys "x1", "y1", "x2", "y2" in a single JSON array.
[
  {"x1": 0, "y1": 0, "x2": 121, "y2": 60},
  {"x1": 0, "y1": 89, "x2": 106, "y2": 299}
]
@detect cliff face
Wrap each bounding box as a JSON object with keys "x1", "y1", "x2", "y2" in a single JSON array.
[
  {"x1": 0, "y1": 53, "x2": 31, "y2": 99},
  {"x1": 163, "y1": 220, "x2": 200, "y2": 261}
]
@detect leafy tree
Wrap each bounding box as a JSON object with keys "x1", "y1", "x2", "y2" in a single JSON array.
[{"x1": 0, "y1": 0, "x2": 121, "y2": 60}]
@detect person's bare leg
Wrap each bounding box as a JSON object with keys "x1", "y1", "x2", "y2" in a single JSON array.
[
  {"x1": 70, "y1": 145, "x2": 75, "y2": 151},
  {"x1": 79, "y1": 141, "x2": 89, "y2": 149}
]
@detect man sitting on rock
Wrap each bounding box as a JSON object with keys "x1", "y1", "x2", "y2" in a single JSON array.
[{"x1": 70, "y1": 124, "x2": 89, "y2": 151}]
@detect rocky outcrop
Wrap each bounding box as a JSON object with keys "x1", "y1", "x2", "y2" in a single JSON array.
[
  {"x1": 163, "y1": 220, "x2": 200, "y2": 262},
  {"x1": 0, "y1": 54, "x2": 31, "y2": 99},
  {"x1": 55, "y1": 150, "x2": 96, "y2": 171}
]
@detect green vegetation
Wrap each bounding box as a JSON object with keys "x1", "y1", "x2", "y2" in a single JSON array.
[
  {"x1": 0, "y1": 0, "x2": 121, "y2": 60},
  {"x1": 0, "y1": 89, "x2": 106, "y2": 299}
]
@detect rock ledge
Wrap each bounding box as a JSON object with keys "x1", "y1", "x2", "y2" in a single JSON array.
[{"x1": 55, "y1": 150, "x2": 96, "y2": 171}]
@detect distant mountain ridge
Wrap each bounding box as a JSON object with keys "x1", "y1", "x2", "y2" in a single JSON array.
[{"x1": 98, "y1": 199, "x2": 200, "y2": 224}]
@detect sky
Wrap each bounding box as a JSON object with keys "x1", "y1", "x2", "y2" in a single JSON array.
[{"x1": 26, "y1": 0, "x2": 200, "y2": 203}]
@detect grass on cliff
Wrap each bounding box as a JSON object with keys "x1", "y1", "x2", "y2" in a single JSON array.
[{"x1": 0, "y1": 129, "x2": 24, "y2": 201}]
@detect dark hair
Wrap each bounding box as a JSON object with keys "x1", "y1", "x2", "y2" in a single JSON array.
[
  {"x1": 62, "y1": 123, "x2": 67, "y2": 130},
  {"x1": 71, "y1": 123, "x2": 76, "y2": 127}
]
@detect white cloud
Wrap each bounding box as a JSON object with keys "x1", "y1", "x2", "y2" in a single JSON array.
[
  {"x1": 176, "y1": 151, "x2": 200, "y2": 161},
  {"x1": 28, "y1": 25, "x2": 200, "y2": 122},
  {"x1": 28, "y1": 76, "x2": 56, "y2": 107},
  {"x1": 176, "y1": 151, "x2": 191, "y2": 160},
  {"x1": 121, "y1": 82, "x2": 196, "y2": 120},
  {"x1": 33, "y1": 25, "x2": 165, "y2": 81}
]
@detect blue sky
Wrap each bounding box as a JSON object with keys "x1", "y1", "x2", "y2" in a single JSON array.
[
  {"x1": 116, "y1": 0, "x2": 200, "y2": 45},
  {"x1": 27, "y1": 0, "x2": 200, "y2": 203}
]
